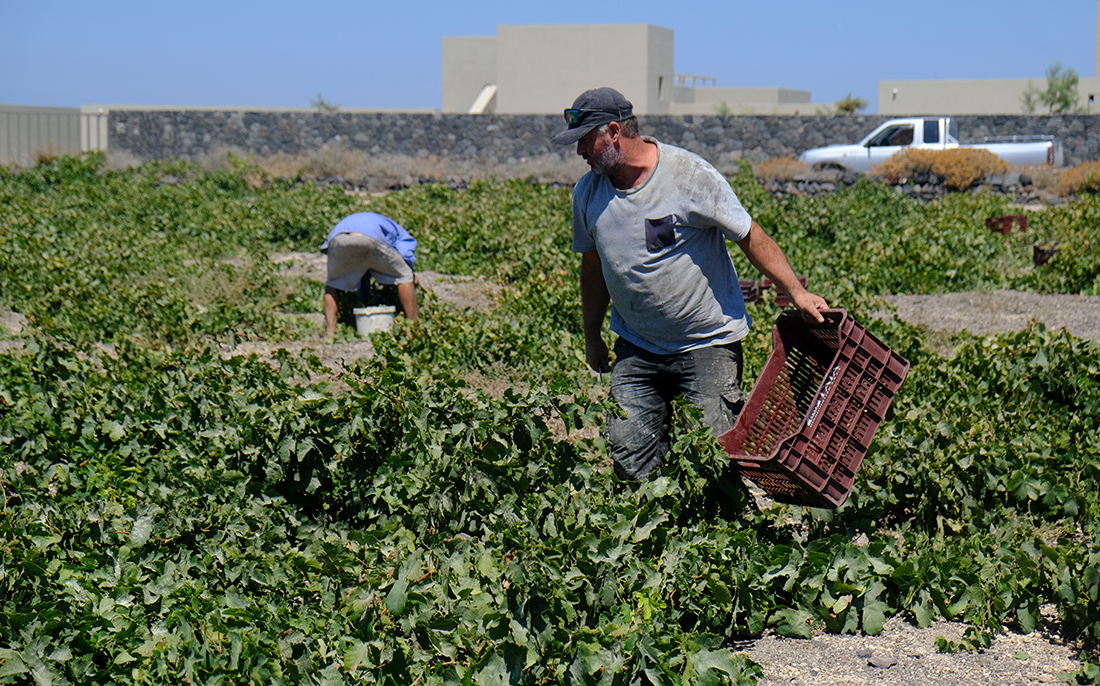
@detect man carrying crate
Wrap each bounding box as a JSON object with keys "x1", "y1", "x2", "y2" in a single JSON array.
[{"x1": 552, "y1": 87, "x2": 829, "y2": 481}]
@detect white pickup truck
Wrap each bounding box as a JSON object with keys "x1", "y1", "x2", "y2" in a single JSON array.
[{"x1": 798, "y1": 117, "x2": 1062, "y2": 173}]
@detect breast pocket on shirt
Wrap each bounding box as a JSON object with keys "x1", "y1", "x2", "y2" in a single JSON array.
[{"x1": 645, "y1": 215, "x2": 676, "y2": 252}]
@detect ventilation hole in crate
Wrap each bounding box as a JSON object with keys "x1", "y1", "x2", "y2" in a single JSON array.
[{"x1": 741, "y1": 469, "x2": 799, "y2": 498}]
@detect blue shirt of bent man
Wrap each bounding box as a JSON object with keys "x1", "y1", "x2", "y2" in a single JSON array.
[{"x1": 320, "y1": 212, "x2": 417, "y2": 268}]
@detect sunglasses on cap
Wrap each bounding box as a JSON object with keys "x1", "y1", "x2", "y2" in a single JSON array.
[
  {"x1": 563, "y1": 107, "x2": 628, "y2": 126},
  {"x1": 563, "y1": 108, "x2": 588, "y2": 126}
]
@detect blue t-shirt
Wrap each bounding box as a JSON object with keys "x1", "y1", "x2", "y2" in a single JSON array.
[
  {"x1": 571, "y1": 139, "x2": 753, "y2": 354},
  {"x1": 320, "y1": 212, "x2": 417, "y2": 268}
]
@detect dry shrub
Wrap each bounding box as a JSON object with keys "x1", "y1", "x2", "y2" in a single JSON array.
[
  {"x1": 44, "y1": 140, "x2": 596, "y2": 190},
  {"x1": 253, "y1": 145, "x2": 454, "y2": 189},
  {"x1": 193, "y1": 146, "x2": 266, "y2": 188},
  {"x1": 251, "y1": 152, "x2": 303, "y2": 179},
  {"x1": 869, "y1": 148, "x2": 1009, "y2": 190},
  {"x1": 296, "y1": 143, "x2": 370, "y2": 178},
  {"x1": 195, "y1": 145, "x2": 251, "y2": 174},
  {"x1": 33, "y1": 144, "x2": 62, "y2": 165},
  {"x1": 1014, "y1": 163, "x2": 1061, "y2": 193},
  {"x1": 752, "y1": 157, "x2": 812, "y2": 180},
  {"x1": 1053, "y1": 160, "x2": 1100, "y2": 195},
  {"x1": 251, "y1": 144, "x2": 587, "y2": 191},
  {"x1": 105, "y1": 149, "x2": 144, "y2": 171}
]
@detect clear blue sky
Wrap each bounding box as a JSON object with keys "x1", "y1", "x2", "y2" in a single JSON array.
[{"x1": 2, "y1": 0, "x2": 1096, "y2": 114}]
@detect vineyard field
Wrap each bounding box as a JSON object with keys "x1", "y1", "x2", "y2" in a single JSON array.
[{"x1": 1, "y1": 153, "x2": 1099, "y2": 685}]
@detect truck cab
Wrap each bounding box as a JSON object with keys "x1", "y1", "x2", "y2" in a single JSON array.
[{"x1": 851, "y1": 118, "x2": 959, "y2": 170}]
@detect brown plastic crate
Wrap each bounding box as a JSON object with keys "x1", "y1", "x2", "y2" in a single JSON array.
[
  {"x1": 1033, "y1": 241, "x2": 1060, "y2": 266},
  {"x1": 718, "y1": 309, "x2": 910, "y2": 508},
  {"x1": 740, "y1": 279, "x2": 760, "y2": 303},
  {"x1": 760, "y1": 277, "x2": 808, "y2": 307},
  {"x1": 986, "y1": 214, "x2": 1027, "y2": 234}
]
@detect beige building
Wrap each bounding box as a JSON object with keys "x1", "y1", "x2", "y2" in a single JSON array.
[
  {"x1": 880, "y1": 3, "x2": 1100, "y2": 115},
  {"x1": 442, "y1": 24, "x2": 821, "y2": 116}
]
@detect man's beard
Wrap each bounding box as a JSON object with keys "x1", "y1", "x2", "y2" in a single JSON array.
[{"x1": 588, "y1": 144, "x2": 626, "y2": 176}]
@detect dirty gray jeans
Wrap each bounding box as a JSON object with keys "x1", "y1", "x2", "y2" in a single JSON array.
[{"x1": 606, "y1": 338, "x2": 745, "y2": 481}]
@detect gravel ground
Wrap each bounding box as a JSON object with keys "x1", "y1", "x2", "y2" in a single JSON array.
[
  {"x1": 873, "y1": 290, "x2": 1100, "y2": 348},
  {"x1": 737, "y1": 615, "x2": 1080, "y2": 685}
]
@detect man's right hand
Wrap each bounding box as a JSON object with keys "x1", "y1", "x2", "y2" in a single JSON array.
[
  {"x1": 586, "y1": 337, "x2": 612, "y2": 374},
  {"x1": 580, "y1": 250, "x2": 612, "y2": 374}
]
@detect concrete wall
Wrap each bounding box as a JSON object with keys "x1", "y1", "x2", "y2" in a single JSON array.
[
  {"x1": 0, "y1": 105, "x2": 82, "y2": 165},
  {"x1": 667, "y1": 87, "x2": 815, "y2": 115},
  {"x1": 880, "y1": 77, "x2": 1100, "y2": 116},
  {"x1": 80, "y1": 106, "x2": 110, "y2": 154},
  {"x1": 100, "y1": 109, "x2": 1100, "y2": 171},
  {"x1": 691, "y1": 88, "x2": 811, "y2": 106},
  {"x1": 642, "y1": 25, "x2": 676, "y2": 115},
  {"x1": 666, "y1": 102, "x2": 816, "y2": 115},
  {"x1": 494, "y1": 24, "x2": 671, "y2": 115},
  {"x1": 441, "y1": 36, "x2": 498, "y2": 114}
]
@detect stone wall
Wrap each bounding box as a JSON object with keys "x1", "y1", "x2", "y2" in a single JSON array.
[{"x1": 107, "y1": 110, "x2": 1100, "y2": 171}]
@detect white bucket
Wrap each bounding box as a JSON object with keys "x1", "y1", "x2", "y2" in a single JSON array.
[{"x1": 352, "y1": 306, "x2": 396, "y2": 336}]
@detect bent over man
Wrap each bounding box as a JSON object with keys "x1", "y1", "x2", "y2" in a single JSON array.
[
  {"x1": 552, "y1": 87, "x2": 829, "y2": 480},
  {"x1": 321, "y1": 211, "x2": 418, "y2": 339}
]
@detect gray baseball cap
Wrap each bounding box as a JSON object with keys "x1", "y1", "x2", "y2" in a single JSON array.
[{"x1": 551, "y1": 87, "x2": 634, "y2": 145}]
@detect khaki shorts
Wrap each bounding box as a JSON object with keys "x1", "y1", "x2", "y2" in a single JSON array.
[{"x1": 325, "y1": 232, "x2": 414, "y2": 291}]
